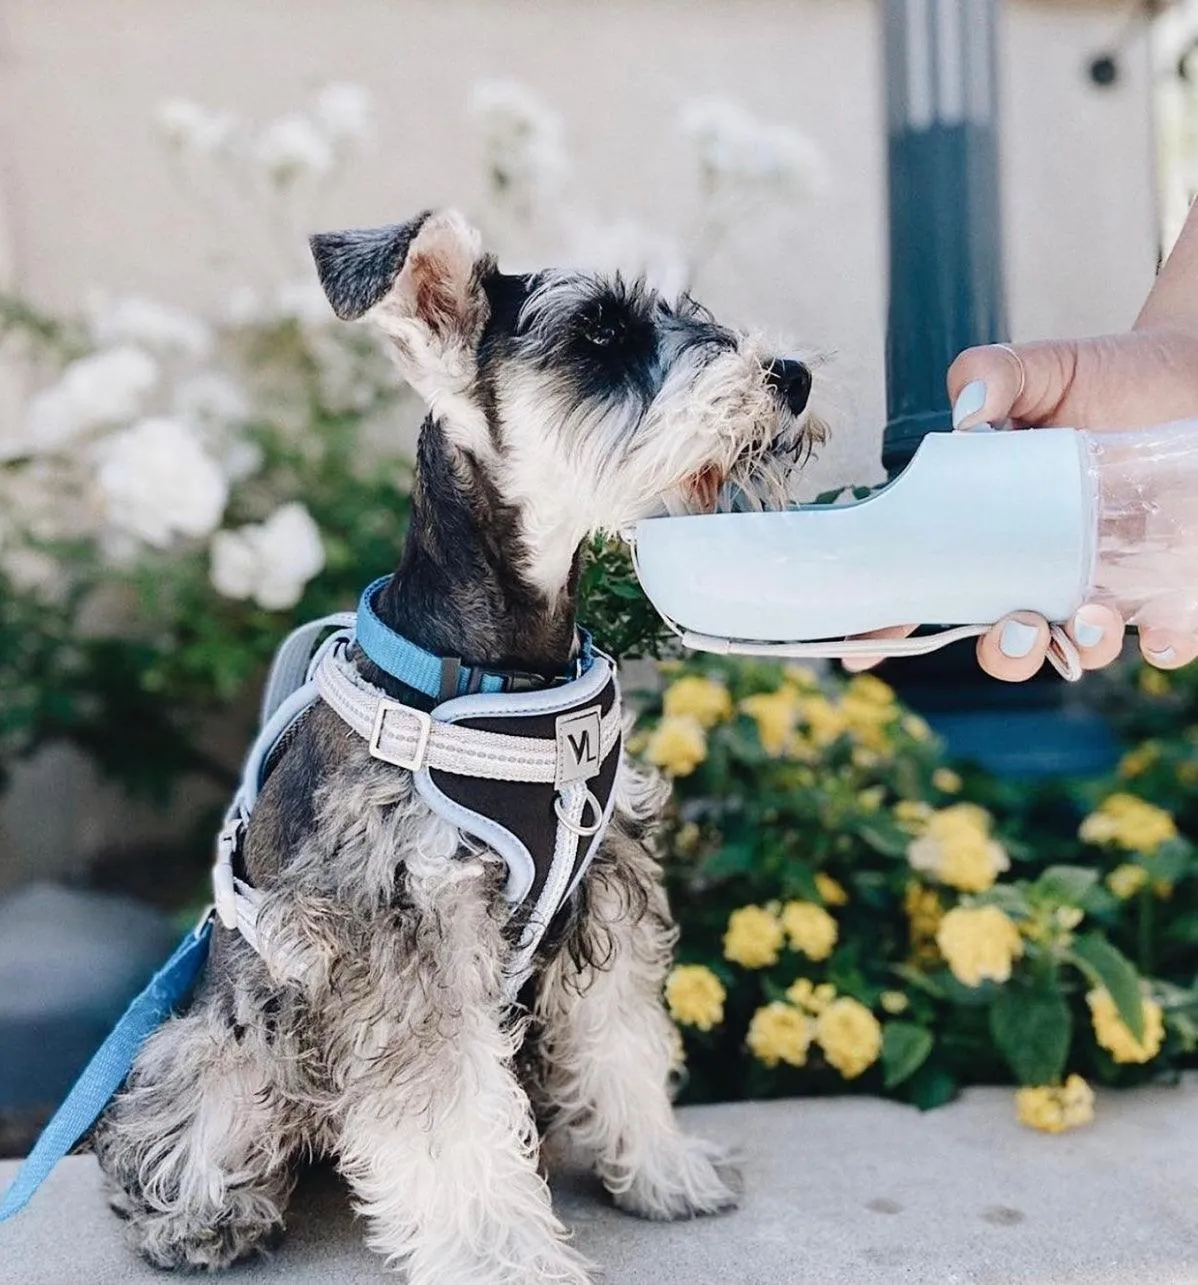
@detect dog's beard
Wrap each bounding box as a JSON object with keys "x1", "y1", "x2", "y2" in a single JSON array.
[{"x1": 644, "y1": 341, "x2": 824, "y2": 518}]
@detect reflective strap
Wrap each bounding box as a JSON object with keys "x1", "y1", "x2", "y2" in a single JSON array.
[
  {"x1": 314, "y1": 643, "x2": 621, "y2": 780},
  {"x1": 259, "y1": 613, "x2": 355, "y2": 725}
]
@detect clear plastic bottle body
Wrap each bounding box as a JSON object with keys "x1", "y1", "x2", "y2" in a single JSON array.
[{"x1": 1086, "y1": 419, "x2": 1198, "y2": 633}]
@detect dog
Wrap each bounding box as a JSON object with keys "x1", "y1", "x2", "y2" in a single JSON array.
[{"x1": 92, "y1": 209, "x2": 821, "y2": 1284}]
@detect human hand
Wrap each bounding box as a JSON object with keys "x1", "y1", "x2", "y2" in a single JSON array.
[{"x1": 847, "y1": 325, "x2": 1198, "y2": 680}]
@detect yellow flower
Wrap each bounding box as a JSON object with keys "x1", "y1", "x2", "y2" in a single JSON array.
[
  {"x1": 895, "y1": 799, "x2": 934, "y2": 833},
  {"x1": 904, "y1": 881, "x2": 944, "y2": 964},
  {"x1": 747, "y1": 1001, "x2": 813, "y2": 1067},
  {"x1": 815, "y1": 997, "x2": 883, "y2": 1079},
  {"x1": 846, "y1": 673, "x2": 896, "y2": 707},
  {"x1": 840, "y1": 688, "x2": 897, "y2": 750},
  {"x1": 786, "y1": 977, "x2": 836, "y2": 1014},
  {"x1": 783, "y1": 663, "x2": 820, "y2": 690},
  {"x1": 1015, "y1": 1075, "x2": 1095, "y2": 1134},
  {"x1": 780, "y1": 900, "x2": 838, "y2": 961},
  {"x1": 857, "y1": 786, "x2": 885, "y2": 812},
  {"x1": 902, "y1": 713, "x2": 933, "y2": 743},
  {"x1": 815, "y1": 872, "x2": 849, "y2": 906},
  {"x1": 932, "y1": 767, "x2": 962, "y2": 794},
  {"x1": 662, "y1": 675, "x2": 733, "y2": 728},
  {"x1": 1140, "y1": 667, "x2": 1170, "y2": 697},
  {"x1": 1087, "y1": 988, "x2": 1165, "y2": 1064},
  {"x1": 723, "y1": 904, "x2": 784, "y2": 969},
  {"x1": 1079, "y1": 794, "x2": 1177, "y2": 855},
  {"x1": 907, "y1": 803, "x2": 1009, "y2": 893},
  {"x1": 852, "y1": 746, "x2": 881, "y2": 770},
  {"x1": 799, "y1": 694, "x2": 847, "y2": 747},
  {"x1": 936, "y1": 905, "x2": 1024, "y2": 987},
  {"x1": 880, "y1": 990, "x2": 909, "y2": 1015},
  {"x1": 1118, "y1": 743, "x2": 1160, "y2": 779},
  {"x1": 664, "y1": 965, "x2": 726, "y2": 1032},
  {"x1": 740, "y1": 687, "x2": 801, "y2": 756},
  {"x1": 644, "y1": 715, "x2": 707, "y2": 776},
  {"x1": 1106, "y1": 863, "x2": 1149, "y2": 900}
]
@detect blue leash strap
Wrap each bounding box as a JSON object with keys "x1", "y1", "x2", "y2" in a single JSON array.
[{"x1": 0, "y1": 911, "x2": 214, "y2": 1223}]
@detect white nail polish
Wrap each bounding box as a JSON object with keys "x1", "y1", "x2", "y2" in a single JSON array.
[
  {"x1": 1147, "y1": 646, "x2": 1176, "y2": 664},
  {"x1": 951, "y1": 380, "x2": 987, "y2": 429},
  {"x1": 1073, "y1": 617, "x2": 1104, "y2": 648},
  {"x1": 999, "y1": 619, "x2": 1039, "y2": 659}
]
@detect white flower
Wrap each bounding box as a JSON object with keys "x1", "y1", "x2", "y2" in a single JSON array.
[
  {"x1": 256, "y1": 115, "x2": 334, "y2": 182},
  {"x1": 87, "y1": 295, "x2": 212, "y2": 361},
  {"x1": 209, "y1": 502, "x2": 325, "y2": 610},
  {"x1": 468, "y1": 80, "x2": 568, "y2": 205},
  {"x1": 172, "y1": 372, "x2": 250, "y2": 427},
  {"x1": 26, "y1": 346, "x2": 158, "y2": 450},
  {"x1": 680, "y1": 98, "x2": 828, "y2": 197},
  {"x1": 97, "y1": 417, "x2": 228, "y2": 548},
  {"x1": 1, "y1": 546, "x2": 63, "y2": 599},
  {"x1": 157, "y1": 99, "x2": 237, "y2": 156},
  {"x1": 314, "y1": 83, "x2": 373, "y2": 142}
]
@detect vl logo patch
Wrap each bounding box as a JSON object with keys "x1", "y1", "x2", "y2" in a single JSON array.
[{"x1": 555, "y1": 707, "x2": 602, "y2": 785}]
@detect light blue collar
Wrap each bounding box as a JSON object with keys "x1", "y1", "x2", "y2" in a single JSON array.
[{"x1": 355, "y1": 576, "x2": 594, "y2": 701}]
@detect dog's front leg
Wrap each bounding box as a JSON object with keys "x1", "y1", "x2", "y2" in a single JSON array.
[
  {"x1": 93, "y1": 938, "x2": 303, "y2": 1270},
  {"x1": 536, "y1": 829, "x2": 742, "y2": 1221},
  {"x1": 331, "y1": 875, "x2": 594, "y2": 1285}
]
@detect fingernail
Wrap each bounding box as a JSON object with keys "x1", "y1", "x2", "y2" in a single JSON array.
[
  {"x1": 999, "y1": 619, "x2": 1039, "y2": 659},
  {"x1": 952, "y1": 380, "x2": 987, "y2": 429},
  {"x1": 1072, "y1": 614, "x2": 1105, "y2": 649},
  {"x1": 1147, "y1": 646, "x2": 1176, "y2": 664}
]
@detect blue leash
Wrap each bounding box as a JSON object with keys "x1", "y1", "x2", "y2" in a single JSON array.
[{"x1": 0, "y1": 912, "x2": 213, "y2": 1223}]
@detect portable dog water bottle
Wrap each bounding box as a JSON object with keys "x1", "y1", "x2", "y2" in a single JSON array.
[{"x1": 630, "y1": 422, "x2": 1198, "y2": 680}]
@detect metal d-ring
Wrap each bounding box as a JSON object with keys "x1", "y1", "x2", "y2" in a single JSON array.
[{"x1": 554, "y1": 788, "x2": 604, "y2": 837}]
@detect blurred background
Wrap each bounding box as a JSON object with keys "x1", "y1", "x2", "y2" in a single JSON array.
[{"x1": 2, "y1": 0, "x2": 1198, "y2": 1152}]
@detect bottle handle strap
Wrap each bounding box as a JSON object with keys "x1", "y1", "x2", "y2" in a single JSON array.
[{"x1": 666, "y1": 622, "x2": 1083, "y2": 682}]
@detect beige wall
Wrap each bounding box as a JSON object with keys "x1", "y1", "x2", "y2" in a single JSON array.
[{"x1": 0, "y1": 0, "x2": 1161, "y2": 882}]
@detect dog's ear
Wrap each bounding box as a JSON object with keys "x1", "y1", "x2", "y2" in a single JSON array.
[{"x1": 309, "y1": 210, "x2": 489, "y2": 358}]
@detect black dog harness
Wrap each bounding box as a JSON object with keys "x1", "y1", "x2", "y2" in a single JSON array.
[{"x1": 213, "y1": 581, "x2": 623, "y2": 996}]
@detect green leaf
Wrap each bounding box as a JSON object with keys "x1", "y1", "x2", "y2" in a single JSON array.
[
  {"x1": 1034, "y1": 865, "x2": 1099, "y2": 905},
  {"x1": 1069, "y1": 933, "x2": 1145, "y2": 1042},
  {"x1": 857, "y1": 820, "x2": 910, "y2": 858},
  {"x1": 989, "y1": 983, "x2": 1072, "y2": 1085},
  {"x1": 1164, "y1": 910, "x2": 1198, "y2": 946},
  {"x1": 881, "y1": 1022, "x2": 934, "y2": 1089},
  {"x1": 701, "y1": 840, "x2": 757, "y2": 880},
  {"x1": 904, "y1": 1062, "x2": 958, "y2": 1111}
]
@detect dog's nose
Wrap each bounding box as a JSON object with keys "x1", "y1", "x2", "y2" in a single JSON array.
[{"x1": 766, "y1": 359, "x2": 812, "y2": 415}]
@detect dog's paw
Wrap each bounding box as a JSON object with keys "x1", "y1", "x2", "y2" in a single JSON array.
[
  {"x1": 609, "y1": 1134, "x2": 742, "y2": 1222},
  {"x1": 120, "y1": 1193, "x2": 285, "y2": 1271}
]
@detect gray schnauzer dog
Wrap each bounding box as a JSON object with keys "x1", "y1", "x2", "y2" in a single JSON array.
[{"x1": 93, "y1": 209, "x2": 821, "y2": 1284}]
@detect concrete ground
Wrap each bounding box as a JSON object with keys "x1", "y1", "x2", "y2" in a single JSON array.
[{"x1": 2, "y1": 1084, "x2": 1197, "y2": 1285}]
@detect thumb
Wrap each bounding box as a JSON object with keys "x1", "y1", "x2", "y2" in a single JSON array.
[{"x1": 947, "y1": 340, "x2": 1080, "y2": 430}]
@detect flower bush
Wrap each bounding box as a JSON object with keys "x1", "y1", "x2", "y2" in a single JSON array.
[{"x1": 641, "y1": 657, "x2": 1198, "y2": 1132}]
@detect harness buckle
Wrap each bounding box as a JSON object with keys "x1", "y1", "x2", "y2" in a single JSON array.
[{"x1": 369, "y1": 700, "x2": 433, "y2": 772}]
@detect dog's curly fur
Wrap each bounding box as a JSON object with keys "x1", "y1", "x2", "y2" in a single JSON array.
[{"x1": 92, "y1": 209, "x2": 820, "y2": 1283}]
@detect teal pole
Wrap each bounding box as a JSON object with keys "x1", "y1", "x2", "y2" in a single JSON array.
[{"x1": 883, "y1": 0, "x2": 1007, "y2": 474}]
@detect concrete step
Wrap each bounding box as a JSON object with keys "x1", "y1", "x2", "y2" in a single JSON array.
[{"x1": 3, "y1": 1084, "x2": 1198, "y2": 1284}]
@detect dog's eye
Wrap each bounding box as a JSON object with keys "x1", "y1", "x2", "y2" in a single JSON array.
[{"x1": 579, "y1": 301, "x2": 625, "y2": 348}]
